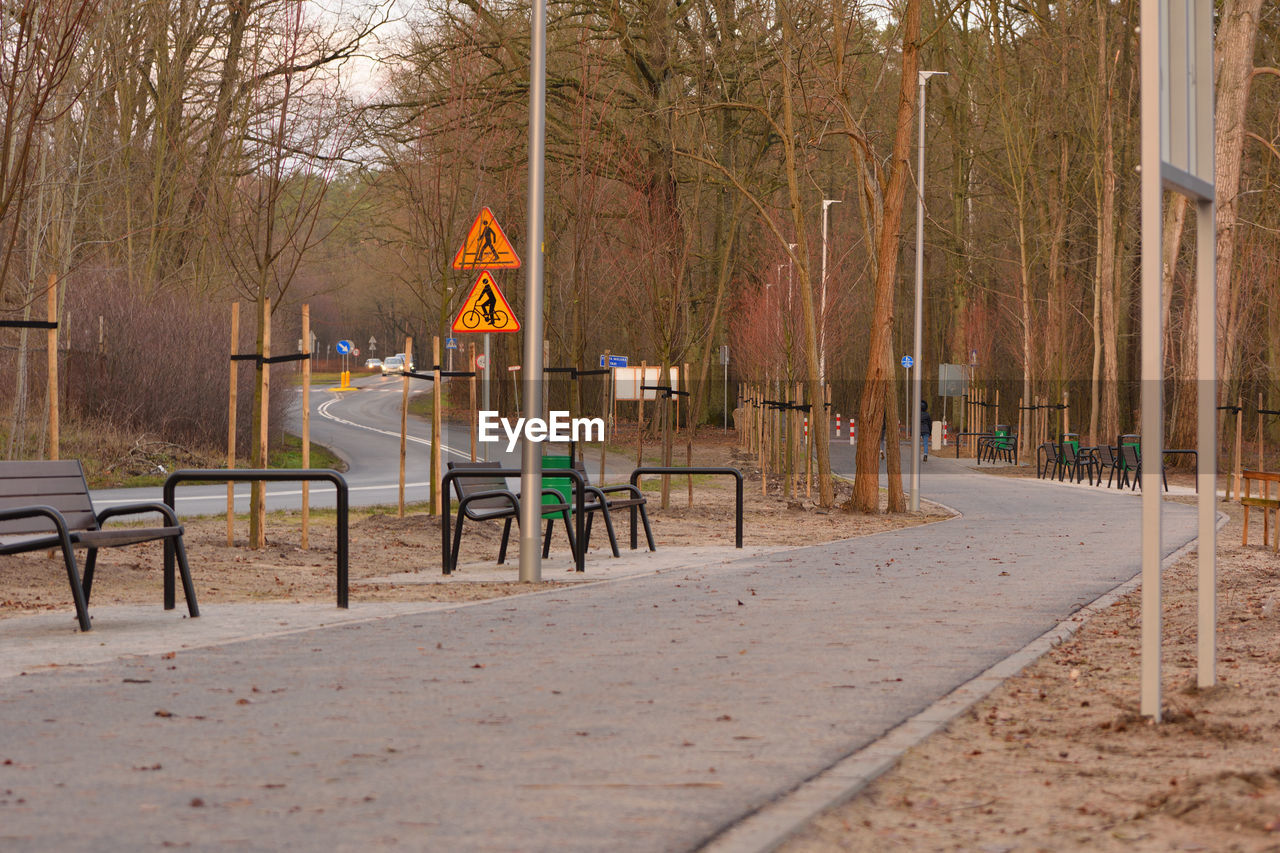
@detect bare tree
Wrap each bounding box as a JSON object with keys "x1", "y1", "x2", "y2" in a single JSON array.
[{"x1": 211, "y1": 1, "x2": 360, "y2": 545}]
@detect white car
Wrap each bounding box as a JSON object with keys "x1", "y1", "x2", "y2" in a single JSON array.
[
  {"x1": 364, "y1": 358, "x2": 382, "y2": 370},
  {"x1": 381, "y1": 355, "x2": 404, "y2": 375}
]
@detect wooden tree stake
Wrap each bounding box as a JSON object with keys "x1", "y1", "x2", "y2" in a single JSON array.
[
  {"x1": 469, "y1": 342, "x2": 478, "y2": 462},
  {"x1": 46, "y1": 274, "x2": 58, "y2": 460},
  {"x1": 433, "y1": 336, "x2": 443, "y2": 515},
  {"x1": 301, "y1": 304, "x2": 311, "y2": 550},
  {"x1": 255, "y1": 297, "x2": 270, "y2": 550},
  {"x1": 399, "y1": 336, "x2": 412, "y2": 517},
  {"x1": 227, "y1": 303, "x2": 238, "y2": 546}
]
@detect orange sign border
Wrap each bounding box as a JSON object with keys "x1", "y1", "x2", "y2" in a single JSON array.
[
  {"x1": 451, "y1": 207, "x2": 521, "y2": 270},
  {"x1": 451, "y1": 271, "x2": 521, "y2": 333}
]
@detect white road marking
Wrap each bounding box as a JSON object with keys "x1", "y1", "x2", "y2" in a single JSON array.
[{"x1": 316, "y1": 397, "x2": 473, "y2": 460}]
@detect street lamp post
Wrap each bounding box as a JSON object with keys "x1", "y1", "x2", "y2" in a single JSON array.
[
  {"x1": 911, "y1": 70, "x2": 947, "y2": 513},
  {"x1": 518, "y1": 0, "x2": 548, "y2": 581},
  {"x1": 819, "y1": 199, "x2": 841, "y2": 387}
]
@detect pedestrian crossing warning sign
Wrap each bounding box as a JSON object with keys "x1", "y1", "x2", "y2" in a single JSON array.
[
  {"x1": 451, "y1": 271, "x2": 520, "y2": 333},
  {"x1": 452, "y1": 207, "x2": 521, "y2": 270}
]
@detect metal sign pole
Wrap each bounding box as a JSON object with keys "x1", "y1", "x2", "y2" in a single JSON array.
[
  {"x1": 1138, "y1": 0, "x2": 1217, "y2": 719},
  {"x1": 1139, "y1": 0, "x2": 1163, "y2": 721},
  {"x1": 518, "y1": 0, "x2": 547, "y2": 583},
  {"x1": 483, "y1": 332, "x2": 491, "y2": 461},
  {"x1": 1196, "y1": 197, "x2": 1216, "y2": 690}
]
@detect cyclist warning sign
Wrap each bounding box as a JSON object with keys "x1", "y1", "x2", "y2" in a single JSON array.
[
  {"x1": 451, "y1": 271, "x2": 520, "y2": 333},
  {"x1": 452, "y1": 207, "x2": 521, "y2": 270}
]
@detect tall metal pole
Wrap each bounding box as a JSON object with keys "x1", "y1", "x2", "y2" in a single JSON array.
[
  {"x1": 1196, "y1": 197, "x2": 1216, "y2": 690},
  {"x1": 483, "y1": 332, "x2": 491, "y2": 461},
  {"x1": 1138, "y1": 0, "x2": 1162, "y2": 720},
  {"x1": 518, "y1": 0, "x2": 547, "y2": 583},
  {"x1": 911, "y1": 71, "x2": 946, "y2": 512},
  {"x1": 819, "y1": 199, "x2": 840, "y2": 387}
]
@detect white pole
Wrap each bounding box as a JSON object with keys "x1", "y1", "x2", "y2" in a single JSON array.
[
  {"x1": 912, "y1": 71, "x2": 946, "y2": 512},
  {"x1": 1139, "y1": 0, "x2": 1162, "y2": 720},
  {"x1": 1196, "y1": 198, "x2": 1216, "y2": 689},
  {"x1": 820, "y1": 199, "x2": 840, "y2": 388},
  {"x1": 519, "y1": 0, "x2": 547, "y2": 583}
]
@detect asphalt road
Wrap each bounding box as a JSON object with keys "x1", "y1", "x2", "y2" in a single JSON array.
[
  {"x1": 0, "y1": 443, "x2": 1202, "y2": 850},
  {"x1": 91, "y1": 373, "x2": 665, "y2": 516},
  {"x1": 90, "y1": 373, "x2": 470, "y2": 515}
]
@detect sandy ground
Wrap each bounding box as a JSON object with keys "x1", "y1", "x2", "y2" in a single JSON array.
[
  {"x1": 783, "y1": 467, "x2": 1280, "y2": 853},
  {"x1": 0, "y1": 441, "x2": 946, "y2": 616},
  {"x1": 5, "y1": 444, "x2": 1276, "y2": 851}
]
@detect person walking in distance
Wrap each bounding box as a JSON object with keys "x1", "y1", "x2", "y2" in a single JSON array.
[{"x1": 919, "y1": 399, "x2": 933, "y2": 462}]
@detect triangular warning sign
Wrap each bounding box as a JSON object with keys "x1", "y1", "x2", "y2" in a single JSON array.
[
  {"x1": 451, "y1": 271, "x2": 520, "y2": 333},
  {"x1": 452, "y1": 207, "x2": 521, "y2": 270}
]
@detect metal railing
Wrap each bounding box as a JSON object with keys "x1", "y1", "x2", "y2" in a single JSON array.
[
  {"x1": 163, "y1": 468, "x2": 350, "y2": 608},
  {"x1": 628, "y1": 466, "x2": 743, "y2": 549}
]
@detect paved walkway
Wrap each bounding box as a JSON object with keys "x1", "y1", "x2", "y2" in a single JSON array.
[{"x1": 0, "y1": 456, "x2": 1201, "y2": 851}]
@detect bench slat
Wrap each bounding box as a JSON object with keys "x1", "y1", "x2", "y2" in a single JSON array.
[
  {"x1": 1, "y1": 475, "x2": 90, "y2": 499},
  {"x1": 0, "y1": 460, "x2": 84, "y2": 478},
  {"x1": 0, "y1": 460, "x2": 97, "y2": 535}
]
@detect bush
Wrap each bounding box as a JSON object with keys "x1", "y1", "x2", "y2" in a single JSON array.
[{"x1": 55, "y1": 271, "x2": 289, "y2": 453}]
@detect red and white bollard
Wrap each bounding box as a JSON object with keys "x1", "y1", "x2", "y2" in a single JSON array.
[
  {"x1": 942, "y1": 420, "x2": 950, "y2": 446},
  {"x1": 803, "y1": 418, "x2": 809, "y2": 444},
  {"x1": 836, "y1": 413, "x2": 842, "y2": 438},
  {"x1": 849, "y1": 420, "x2": 856, "y2": 446}
]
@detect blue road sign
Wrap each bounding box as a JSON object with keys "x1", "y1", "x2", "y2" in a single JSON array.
[
  {"x1": 445, "y1": 337, "x2": 459, "y2": 350},
  {"x1": 336, "y1": 339, "x2": 353, "y2": 355},
  {"x1": 599, "y1": 355, "x2": 629, "y2": 368},
  {"x1": 901, "y1": 355, "x2": 914, "y2": 369}
]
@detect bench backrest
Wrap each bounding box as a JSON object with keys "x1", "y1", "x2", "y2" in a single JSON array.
[
  {"x1": 447, "y1": 461, "x2": 513, "y2": 511},
  {"x1": 0, "y1": 460, "x2": 97, "y2": 535},
  {"x1": 1243, "y1": 471, "x2": 1280, "y2": 500},
  {"x1": 1119, "y1": 444, "x2": 1140, "y2": 470}
]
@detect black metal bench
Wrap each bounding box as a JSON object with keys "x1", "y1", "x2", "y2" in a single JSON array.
[
  {"x1": 552, "y1": 461, "x2": 655, "y2": 556},
  {"x1": 443, "y1": 461, "x2": 577, "y2": 573},
  {"x1": 0, "y1": 460, "x2": 198, "y2": 631}
]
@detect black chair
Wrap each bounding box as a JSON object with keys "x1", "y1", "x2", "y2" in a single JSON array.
[
  {"x1": 978, "y1": 432, "x2": 1016, "y2": 464},
  {"x1": 1057, "y1": 442, "x2": 1098, "y2": 485},
  {"x1": 573, "y1": 461, "x2": 655, "y2": 555},
  {"x1": 1037, "y1": 442, "x2": 1060, "y2": 479},
  {"x1": 1117, "y1": 443, "x2": 1141, "y2": 490},
  {"x1": 540, "y1": 462, "x2": 656, "y2": 557},
  {"x1": 1094, "y1": 445, "x2": 1120, "y2": 488},
  {"x1": 1113, "y1": 442, "x2": 1171, "y2": 492},
  {"x1": 446, "y1": 461, "x2": 575, "y2": 572}
]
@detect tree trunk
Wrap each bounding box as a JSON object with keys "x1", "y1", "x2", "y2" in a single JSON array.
[
  {"x1": 1212, "y1": 0, "x2": 1264, "y2": 405},
  {"x1": 848, "y1": 0, "x2": 921, "y2": 513},
  {"x1": 1097, "y1": 41, "x2": 1120, "y2": 444},
  {"x1": 779, "y1": 10, "x2": 834, "y2": 508}
]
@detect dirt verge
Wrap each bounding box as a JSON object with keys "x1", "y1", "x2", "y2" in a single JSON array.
[{"x1": 784, "y1": 468, "x2": 1280, "y2": 853}]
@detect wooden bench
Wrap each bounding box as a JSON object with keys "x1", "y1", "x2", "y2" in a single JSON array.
[
  {"x1": 1241, "y1": 470, "x2": 1280, "y2": 551},
  {"x1": 0, "y1": 460, "x2": 198, "y2": 631}
]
